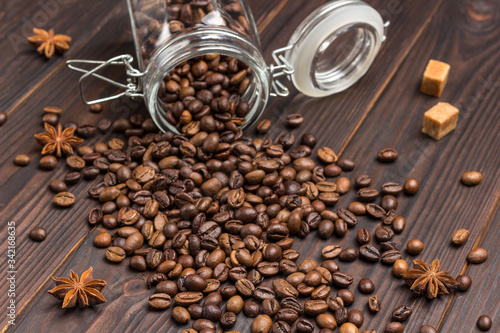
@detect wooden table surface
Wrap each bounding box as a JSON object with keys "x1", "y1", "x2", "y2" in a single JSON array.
[{"x1": 1, "y1": 0, "x2": 499, "y2": 332}]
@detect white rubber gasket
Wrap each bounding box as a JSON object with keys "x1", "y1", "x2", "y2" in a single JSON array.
[{"x1": 285, "y1": 1, "x2": 384, "y2": 97}]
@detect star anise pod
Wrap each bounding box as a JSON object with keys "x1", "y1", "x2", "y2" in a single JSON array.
[
  {"x1": 402, "y1": 259, "x2": 459, "y2": 299},
  {"x1": 48, "y1": 267, "x2": 107, "y2": 308},
  {"x1": 34, "y1": 122, "x2": 83, "y2": 157},
  {"x1": 27, "y1": 28, "x2": 71, "y2": 58}
]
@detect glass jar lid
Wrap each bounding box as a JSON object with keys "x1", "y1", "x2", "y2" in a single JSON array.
[{"x1": 283, "y1": 0, "x2": 386, "y2": 97}]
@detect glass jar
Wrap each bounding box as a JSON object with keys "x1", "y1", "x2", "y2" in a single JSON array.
[{"x1": 68, "y1": 0, "x2": 387, "y2": 134}]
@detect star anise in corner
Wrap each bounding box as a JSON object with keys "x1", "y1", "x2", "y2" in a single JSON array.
[
  {"x1": 27, "y1": 28, "x2": 71, "y2": 59},
  {"x1": 48, "y1": 267, "x2": 107, "y2": 308},
  {"x1": 34, "y1": 122, "x2": 83, "y2": 157},
  {"x1": 402, "y1": 259, "x2": 459, "y2": 299}
]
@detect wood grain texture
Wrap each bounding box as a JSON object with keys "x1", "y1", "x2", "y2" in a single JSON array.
[{"x1": 1, "y1": 0, "x2": 499, "y2": 332}]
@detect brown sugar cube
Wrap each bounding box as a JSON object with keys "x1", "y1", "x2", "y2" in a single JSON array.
[
  {"x1": 420, "y1": 59, "x2": 450, "y2": 97},
  {"x1": 422, "y1": 102, "x2": 459, "y2": 140}
]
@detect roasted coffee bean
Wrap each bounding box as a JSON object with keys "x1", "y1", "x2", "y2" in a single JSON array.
[
  {"x1": 296, "y1": 319, "x2": 314, "y2": 333},
  {"x1": 337, "y1": 208, "x2": 357, "y2": 227},
  {"x1": 0, "y1": 111, "x2": 7, "y2": 126},
  {"x1": 13, "y1": 154, "x2": 30, "y2": 166},
  {"x1": 337, "y1": 289, "x2": 355, "y2": 306},
  {"x1": 301, "y1": 133, "x2": 317, "y2": 148},
  {"x1": 172, "y1": 306, "x2": 191, "y2": 324},
  {"x1": 354, "y1": 174, "x2": 372, "y2": 188},
  {"x1": 273, "y1": 278, "x2": 298, "y2": 298},
  {"x1": 316, "y1": 313, "x2": 337, "y2": 330},
  {"x1": 377, "y1": 148, "x2": 398, "y2": 162},
  {"x1": 129, "y1": 255, "x2": 147, "y2": 271},
  {"x1": 174, "y1": 292, "x2": 203, "y2": 306},
  {"x1": 332, "y1": 272, "x2": 353, "y2": 288},
  {"x1": 317, "y1": 147, "x2": 337, "y2": 164},
  {"x1": 348, "y1": 202, "x2": 366, "y2": 215},
  {"x1": 39, "y1": 155, "x2": 58, "y2": 170},
  {"x1": 285, "y1": 114, "x2": 303, "y2": 128},
  {"x1": 451, "y1": 228, "x2": 470, "y2": 246},
  {"x1": 326, "y1": 296, "x2": 344, "y2": 312},
  {"x1": 420, "y1": 325, "x2": 438, "y2": 333},
  {"x1": 477, "y1": 315, "x2": 492, "y2": 331},
  {"x1": 403, "y1": 178, "x2": 419, "y2": 195},
  {"x1": 392, "y1": 305, "x2": 412, "y2": 322},
  {"x1": 49, "y1": 179, "x2": 67, "y2": 193},
  {"x1": 64, "y1": 171, "x2": 82, "y2": 185},
  {"x1": 456, "y1": 275, "x2": 472, "y2": 291},
  {"x1": 366, "y1": 203, "x2": 386, "y2": 218},
  {"x1": 392, "y1": 215, "x2": 406, "y2": 234},
  {"x1": 381, "y1": 182, "x2": 403, "y2": 196},
  {"x1": 381, "y1": 195, "x2": 398, "y2": 211},
  {"x1": 385, "y1": 322, "x2": 404, "y2": 333},
  {"x1": 368, "y1": 295, "x2": 380, "y2": 313},
  {"x1": 356, "y1": 228, "x2": 371, "y2": 244},
  {"x1": 321, "y1": 245, "x2": 341, "y2": 259},
  {"x1": 359, "y1": 244, "x2": 380, "y2": 262},
  {"x1": 236, "y1": 278, "x2": 255, "y2": 297},
  {"x1": 318, "y1": 220, "x2": 334, "y2": 239},
  {"x1": 262, "y1": 298, "x2": 280, "y2": 317},
  {"x1": 340, "y1": 323, "x2": 360, "y2": 333},
  {"x1": 392, "y1": 259, "x2": 408, "y2": 278},
  {"x1": 148, "y1": 293, "x2": 172, "y2": 310},
  {"x1": 147, "y1": 273, "x2": 167, "y2": 288},
  {"x1": 93, "y1": 232, "x2": 111, "y2": 248},
  {"x1": 276, "y1": 308, "x2": 298, "y2": 323},
  {"x1": 334, "y1": 307, "x2": 348, "y2": 326},
  {"x1": 252, "y1": 314, "x2": 273, "y2": 333},
  {"x1": 406, "y1": 239, "x2": 424, "y2": 255},
  {"x1": 358, "y1": 278, "x2": 375, "y2": 294},
  {"x1": 54, "y1": 192, "x2": 76, "y2": 207},
  {"x1": 375, "y1": 226, "x2": 394, "y2": 242},
  {"x1": 461, "y1": 171, "x2": 482, "y2": 186},
  {"x1": 304, "y1": 299, "x2": 328, "y2": 316},
  {"x1": 348, "y1": 309, "x2": 364, "y2": 328},
  {"x1": 203, "y1": 303, "x2": 222, "y2": 321},
  {"x1": 256, "y1": 119, "x2": 271, "y2": 133},
  {"x1": 324, "y1": 164, "x2": 342, "y2": 177},
  {"x1": 227, "y1": 295, "x2": 244, "y2": 314},
  {"x1": 357, "y1": 188, "x2": 379, "y2": 202},
  {"x1": 381, "y1": 250, "x2": 402, "y2": 265},
  {"x1": 29, "y1": 227, "x2": 47, "y2": 242},
  {"x1": 338, "y1": 248, "x2": 357, "y2": 262},
  {"x1": 467, "y1": 248, "x2": 488, "y2": 264},
  {"x1": 220, "y1": 312, "x2": 237, "y2": 328},
  {"x1": 106, "y1": 246, "x2": 126, "y2": 263}
]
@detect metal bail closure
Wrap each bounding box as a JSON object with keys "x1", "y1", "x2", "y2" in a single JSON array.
[
  {"x1": 66, "y1": 54, "x2": 145, "y2": 105},
  {"x1": 278, "y1": 0, "x2": 387, "y2": 98}
]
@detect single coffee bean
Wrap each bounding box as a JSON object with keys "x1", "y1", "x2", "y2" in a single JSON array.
[
  {"x1": 461, "y1": 171, "x2": 482, "y2": 186},
  {"x1": 337, "y1": 289, "x2": 355, "y2": 306},
  {"x1": 451, "y1": 228, "x2": 470, "y2": 246},
  {"x1": 174, "y1": 292, "x2": 204, "y2": 306},
  {"x1": 286, "y1": 114, "x2": 304, "y2": 128},
  {"x1": 94, "y1": 232, "x2": 111, "y2": 248},
  {"x1": 272, "y1": 278, "x2": 298, "y2": 298},
  {"x1": 272, "y1": 321, "x2": 291, "y2": 333},
  {"x1": 321, "y1": 245, "x2": 341, "y2": 259},
  {"x1": 0, "y1": 111, "x2": 7, "y2": 126},
  {"x1": 256, "y1": 119, "x2": 271, "y2": 133},
  {"x1": 357, "y1": 188, "x2": 379, "y2": 202},
  {"x1": 381, "y1": 250, "x2": 402, "y2": 265},
  {"x1": 355, "y1": 174, "x2": 372, "y2": 188},
  {"x1": 392, "y1": 215, "x2": 406, "y2": 233},
  {"x1": 236, "y1": 278, "x2": 255, "y2": 297},
  {"x1": 296, "y1": 319, "x2": 314, "y2": 333},
  {"x1": 348, "y1": 309, "x2": 364, "y2": 328},
  {"x1": 172, "y1": 306, "x2": 191, "y2": 324},
  {"x1": 358, "y1": 278, "x2": 375, "y2": 294},
  {"x1": 14, "y1": 154, "x2": 30, "y2": 166},
  {"x1": 220, "y1": 311, "x2": 237, "y2": 328},
  {"x1": 337, "y1": 158, "x2": 355, "y2": 171},
  {"x1": 244, "y1": 300, "x2": 261, "y2": 318},
  {"x1": 406, "y1": 239, "x2": 424, "y2": 255},
  {"x1": 337, "y1": 208, "x2": 357, "y2": 227},
  {"x1": 380, "y1": 195, "x2": 398, "y2": 211},
  {"x1": 334, "y1": 307, "x2": 348, "y2": 326},
  {"x1": 39, "y1": 156, "x2": 58, "y2": 170},
  {"x1": 359, "y1": 244, "x2": 380, "y2": 262},
  {"x1": 301, "y1": 133, "x2": 317, "y2": 148},
  {"x1": 303, "y1": 300, "x2": 328, "y2": 316},
  {"x1": 377, "y1": 148, "x2": 398, "y2": 162},
  {"x1": 129, "y1": 255, "x2": 147, "y2": 272},
  {"x1": 348, "y1": 202, "x2": 366, "y2": 215},
  {"x1": 366, "y1": 203, "x2": 386, "y2": 218},
  {"x1": 203, "y1": 303, "x2": 222, "y2": 321},
  {"x1": 392, "y1": 259, "x2": 408, "y2": 278},
  {"x1": 403, "y1": 178, "x2": 419, "y2": 195},
  {"x1": 227, "y1": 295, "x2": 244, "y2": 313},
  {"x1": 276, "y1": 308, "x2": 298, "y2": 323},
  {"x1": 316, "y1": 313, "x2": 337, "y2": 330},
  {"x1": 49, "y1": 179, "x2": 67, "y2": 193},
  {"x1": 420, "y1": 325, "x2": 437, "y2": 333},
  {"x1": 42, "y1": 113, "x2": 59, "y2": 125},
  {"x1": 338, "y1": 248, "x2": 357, "y2": 262},
  {"x1": 54, "y1": 192, "x2": 76, "y2": 207},
  {"x1": 148, "y1": 293, "x2": 172, "y2": 310},
  {"x1": 326, "y1": 296, "x2": 344, "y2": 312},
  {"x1": 375, "y1": 226, "x2": 394, "y2": 242},
  {"x1": 324, "y1": 164, "x2": 342, "y2": 177},
  {"x1": 332, "y1": 272, "x2": 353, "y2": 288},
  {"x1": 456, "y1": 275, "x2": 472, "y2": 291},
  {"x1": 368, "y1": 295, "x2": 380, "y2": 313},
  {"x1": 336, "y1": 177, "x2": 350, "y2": 194},
  {"x1": 262, "y1": 298, "x2": 280, "y2": 317},
  {"x1": 252, "y1": 314, "x2": 272, "y2": 333},
  {"x1": 467, "y1": 248, "x2": 488, "y2": 264},
  {"x1": 105, "y1": 246, "x2": 126, "y2": 263},
  {"x1": 339, "y1": 322, "x2": 359, "y2": 333},
  {"x1": 477, "y1": 315, "x2": 492, "y2": 331},
  {"x1": 29, "y1": 227, "x2": 47, "y2": 241},
  {"x1": 392, "y1": 305, "x2": 412, "y2": 322},
  {"x1": 356, "y1": 228, "x2": 371, "y2": 244},
  {"x1": 385, "y1": 322, "x2": 404, "y2": 333},
  {"x1": 318, "y1": 147, "x2": 337, "y2": 164}
]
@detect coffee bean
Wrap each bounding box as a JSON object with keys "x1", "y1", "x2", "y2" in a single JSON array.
[
  {"x1": 29, "y1": 227, "x2": 47, "y2": 241},
  {"x1": 355, "y1": 174, "x2": 372, "y2": 188},
  {"x1": 339, "y1": 323, "x2": 359, "y2": 333},
  {"x1": 89, "y1": 103, "x2": 103, "y2": 113},
  {"x1": 42, "y1": 113, "x2": 59, "y2": 126},
  {"x1": 148, "y1": 293, "x2": 172, "y2": 310},
  {"x1": 220, "y1": 311, "x2": 237, "y2": 329},
  {"x1": 272, "y1": 278, "x2": 298, "y2": 298},
  {"x1": 381, "y1": 195, "x2": 398, "y2": 211},
  {"x1": 392, "y1": 259, "x2": 408, "y2": 278},
  {"x1": 456, "y1": 275, "x2": 472, "y2": 291},
  {"x1": 381, "y1": 250, "x2": 402, "y2": 265},
  {"x1": 337, "y1": 208, "x2": 357, "y2": 227},
  {"x1": 332, "y1": 272, "x2": 353, "y2": 288},
  {"x1": 336, "y1": 177, "x2": 351, "y2": 194},
  {"x1": 334, "y1": 307, "x2": 348, "y2": 326},
  {"x1": 358, "y1": 278, "x2": 375, "y2": 294},
  {"x1": 301, "y1": 133, "x2": 317, "y2": 148},
  {"x1": 174, "y1": 291, "x2": 204, "y2": 306},
  {"x1": 39, "y1": 156, "x2": 58, "y2": 170},
  {"x1": 321, "y1": 245, "x2": 341, "y2": 259},
  {"x1": 377, "y1": 148, "x2": 398, "y2": 162},
  {"x1": 227, "y1": 295, "x2": 244, "y2": 313},
  {"x1": 326, "y1": 296, "x2": 344, "y2": 312},
  {"x1": 381, "y1": 182, "x2": 403, "y2": 196},
  {"x1": 256, "y1": 119, "x2": 271, "y2": 133},
  {"x1": 262, "y1": 298, "x2": 280, "y2": 317},
  {"x1": 392, "y1": 215, "x2": 406, "y2": 233},
  {"x1": 94, "y1": 232, "x2": 111, "y2": 248},
  {"x1": 356, "y1": 228, "x2": 371, "y2": 244},
  {"x1": 296, "y1": 319, "x2": 314, "y2": 333},
  {"x1": 54, "y1": 192, "x2": 75, "y2": 207},
  {"x1": 477, "y1": 315, "x2": 492, "y2": 331},
  {"x1": 357, "y1": 188, "x2": 379, "y2": 202},
  {"x1": 337, "y1": 289, "x2": 355, "y2": 306},
  {"x1": 0, "y1": 111, "x2": 8, "y2": 126},
  {"x1": 375, "y1": 226, "x2": 394, "y2": 242},
  {"x1": 348, "y1": 202, "x2": 366, "y2": 215},
  {"x1": 338, "y1": 248, "x2": 357, "y2": 262},
  {"x1": 106, "y1": 246, "x2": 126, "y2": 263},
  {"x1": 368, "y1": 295, "x2": 380, "y2": 313},
  {"x1": 49, "y1": 179, "x2": 67, "y2": 193},
  {"x1": 14, "y1": 154, "x2": 30, "y2": 166},
  {"x1": 336, "y1": 158, "x2": 355, "y2": 171},
  {"x1": 172, "y1": 306, "x2": 191, "y2": 324},
  {"x1": 272, "y1": 321, "x2": 291, "y2": 333},
  {"x1": 420, "y1": 325, "x2": 437, "y2": 333},
  {"x1": 324, "y1": 164, "x2": 342, "y2": 177},
  {"x1": 348, "y1": 309, "x2": 364, "y2": 328},
  {"x1": 77, "y1": 124, "x2": 97, "y2": 138},
  {"x1": 392, "y1": 305, "x2": 412, "y2": 322},
  {"x1": 366, "y1": 203, "x2": 386, "y2": 218},
  {"x1": 129, "y1": 255, "x2": 147, "y2": 272},
  {"x1": 359, "y1": 244, "x2": 380, "y2": 262},
  {"x1": 252, "y1": 314, "x2": 272, "y2": 333},
  {"x1": 236, "y1": 278, "x2": 255, "y2": 297},
  {"x1": 385, "y1": 322, "x2": 404, "y2": 333},
  {"x1": 406, "y1": 239, "x2": 424, "y2": 255},
  {"x1": 286, "y1": 114, "x2": 303, "y2": 128},
  {"x1": 451, "y1": 228, "x2": 470, "y2": 246},
  {"x1": 276, "y1": 308, "x2": 298, "y2": 323},
  {"x1": 461, "y1": 171, "x2": 482, "y2": 186},
  {"x1": 203, "y1": 303, "x2": 222, "y2": 321},
  {"x1": 467, "y1": 248, "x2": 488, "y2": 264},
  {"x1": 318, "y1": 147, "x2": 337, "y2": 164},
  {"x1": 403, "y1": 178, "x2": 419, "y2": 195},
  {"x1": 316, "y1": 313, "x2": 337, "y2": 330}
]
